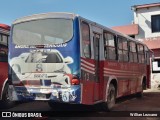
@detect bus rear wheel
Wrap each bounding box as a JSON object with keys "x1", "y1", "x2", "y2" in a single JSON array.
[
  {"x1": 1, "y1": 83, "x2": 15, "y2": 109},
  {"x1": 136, "y1": 81, "x2": 145, "y2": 98},
  {"x1": 102, "y1": 84, "x2": 116, "y2": 111}
]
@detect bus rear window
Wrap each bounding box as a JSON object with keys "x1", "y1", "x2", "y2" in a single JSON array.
[{"x1": 12, "y1": 19, "x2": 73, "y2": 45}]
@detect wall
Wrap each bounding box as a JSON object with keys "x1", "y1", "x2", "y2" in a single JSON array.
[
  {"x1": 152, "y1": 49, "x2": 160, "y2": 57},
  {"x1": 133, "y1": 6, "x2": 160, "y2": 39}
]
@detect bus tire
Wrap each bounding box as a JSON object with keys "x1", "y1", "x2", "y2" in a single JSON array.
[
  {"x1": 136, "y1": 81, "x2": 145, "y2": 98},
  {"x1": 136, "y1": 92, "x2": 143, "y2": 98},
  {"x1": 102, "y1": 83, "x2": 116, "y2": 111},
  {"x1": 1, "y1": 83, "x2": 15, "y2": 109}
]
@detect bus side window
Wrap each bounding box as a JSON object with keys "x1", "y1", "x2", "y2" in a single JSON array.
[
  {"x1": 129, "y1": 42, "x2": 133, "y2": 62},
  {"x1": 122, "y1": 39, "x2": 128, "y2": 62},
  {"x1": 129, "y1": 42, "x2": 138, "y2": 63},
  {"x1": 118, "y1": 37, "x2": 128, "y2": 62},
  {"x1": 144, "y1": 46, "x2": 149, "y2": 64},
  {"x1": 0, "y1": 34, "x2": 8, "y2": 46},
  {"x1": 118, "y1": 37, "x2": 123, "y2": 61},
  {"x1": 137, "y1": 44, "x2": 145, "y2": 63},
  {"x1": 141, "y1": 45, "x2": 145, "y2": 63},
  {"x1": 0, "y1": 33, "x2": 8, "y2": 62},
  {"x1": 103, "y1": 32, "x2": 108, "y2": 59},
  {"x1": 81, "y1": 21, "x2": 91, "y2": 58},
  {"x1": 103, "y1": 32, "x2": 116, "y2": 60}
]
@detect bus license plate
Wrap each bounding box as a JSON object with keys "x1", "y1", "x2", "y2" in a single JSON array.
[
  {"x1": 34, "y1": 74, "x2": 47, "y2": 78},
  {"x1": 36, "y1": 94, "x2": 46, "y2": 99}
]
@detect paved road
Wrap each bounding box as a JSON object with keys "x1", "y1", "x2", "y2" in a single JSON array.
[{"x1": 1, "y1": 89, "x2": 160, "y2": 120}]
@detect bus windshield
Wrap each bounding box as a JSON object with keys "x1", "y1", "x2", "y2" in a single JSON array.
[{"x1": 12, "y1": 18, "x2": 73, "y2": 45}]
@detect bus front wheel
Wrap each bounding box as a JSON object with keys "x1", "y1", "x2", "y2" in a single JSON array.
[{"x1": 102, "y1": 84, "x2": 116, "y2": 111}]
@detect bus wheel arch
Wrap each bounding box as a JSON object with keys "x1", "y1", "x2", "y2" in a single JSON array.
[
  {"x1": 137, "y1": 76, "x2": 147, "y2": 98},
  {"x1": 109, "y1": 79, "x2": 118, "y2": 97},
  {"x1": 102, "y1": 79, "x2": 118, "y2": 111}
]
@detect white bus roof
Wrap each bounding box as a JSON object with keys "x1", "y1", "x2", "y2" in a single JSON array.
[{"x1": 13, "y1": 12, "x2": 78, "y2": 24}]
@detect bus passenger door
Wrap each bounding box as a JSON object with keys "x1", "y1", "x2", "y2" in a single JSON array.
[{"x1": 93, "y1": 33, "x2": 101, "y2": 102}]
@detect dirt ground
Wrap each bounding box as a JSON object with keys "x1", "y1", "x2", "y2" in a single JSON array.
[{"x1": 0, "y1": 88, "x2": 160, "y2": 120}]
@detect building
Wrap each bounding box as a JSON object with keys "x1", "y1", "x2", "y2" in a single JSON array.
[{"x1": 112, "y1": 2, "x2": 160, "y2": 89}]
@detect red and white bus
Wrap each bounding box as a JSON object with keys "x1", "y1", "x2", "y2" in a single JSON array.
[
  {"x1": 0, "y1": 23, "x2": 14, "y2": 108},
  {"x1": 9, "y1": 13, "x2": 151, "y2": 110}
]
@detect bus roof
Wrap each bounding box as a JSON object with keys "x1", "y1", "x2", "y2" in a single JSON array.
[
  {"x1": 12, "y1": 12, "x2": 149, "y2": 49},
  {"x1": 0, "y1": 24, "x2": 10, "y2": 30},
  {"x1": 13, "y1": 12, "x2": 78, "y2": 24}
]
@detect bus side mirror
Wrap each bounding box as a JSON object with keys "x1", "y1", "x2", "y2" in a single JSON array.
[{"x1": 64, "y1": 56, "x2": 73, "y2": 64}]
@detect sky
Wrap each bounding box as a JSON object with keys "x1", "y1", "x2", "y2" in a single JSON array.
[{"x1": 0, "y1": 0, "x2": 160, "y2": 27}]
